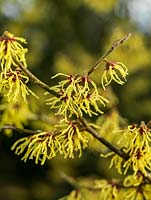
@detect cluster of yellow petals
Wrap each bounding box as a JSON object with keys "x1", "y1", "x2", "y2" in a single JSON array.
[
  {"x1": 0, "y1": 69, "x2": 37, "y2": 102},
  {"x1": 101, "y1": 59, "x2": 128, "y2": 90},
  {"x1": 11, "y1": 120, "x2": 89, "y2": 164},
  {"x1": 46, "y1": 73, "x2": 109, "y2": 119},
  {"x1": 95, "y1": 179, "x2": 120, "y2": 200},
  {"x1": 122, "y1": 123, "x2": 151, "y2": 176},
  {"x1": 103, "y1": 122, "x2": 151, "y2": 176},
  {"x1": 0, "y1": 31, "x2": 27, "y2": 72},
  {"x1": 93, "y1": 174, "x2": 151, "y2": 200},
  {"x1": 0, "y1": 31, "x2": 36, "y2": 102},
  {"x1": 121, "y1": 174, "x2": 151, "y2": 200}
]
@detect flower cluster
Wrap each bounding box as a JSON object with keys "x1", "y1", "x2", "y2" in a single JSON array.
[
  {"x1": 121, "y1": 174, "x2": 151, "y2": 200},
  {"x1": 0, "y1": 69, "x2": 37, "y2": 102},
  {"x1": 63, "y1": 173, "x2": 151, "y2": 200},
  {"x1": 0, "y1": 31, "x2": 36, "y2": 102},
  {"x1": 46, "y1": 73, "x2": 109, "y2": 119},
  {"x1": 101, "y1": 59, "x2": 128, "y2": 90},
  {"x1": 103, "y1": 122, "x2": 151, "y2": 176},
  {"x1": 122, "y1": 123, "x2": 151, "y2": 176},
  {"x1": 93, "y1": 174, "x2": 151, "y2": 200},
  {"x1": 56, "y1": 120, "x2": 89, "y2": 158},
  {"x1": 0, "y1": 31, "x2": 27, "y2": 73},
  {"x1": 11, "y1": 120, "x2": 90, "y2": 164},
  {"x1": 95, "y1": 179, "x2": 120, "y2": 200},
  {"x1": 11, "y1": 131, "x2": 60, "y2": 165}
]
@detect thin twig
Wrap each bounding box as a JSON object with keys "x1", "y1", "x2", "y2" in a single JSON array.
[
  {"x1": 1, "y1": 125, "x2": 41, "y2": 134},
  {"x1": 87, "y1": 33, "x2": 131, "y2": 76},
  {"x1": 18, "y1": 62, "x2": 59, "y2": 97},
  {"x1": 79, "y1": 117, "x2": 129, "y2": 160}
]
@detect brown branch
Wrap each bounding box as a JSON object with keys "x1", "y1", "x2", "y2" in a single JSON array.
[
  {"x1": 1, "y1": 125, "x2": 41, "y2": 135},
  {"x1": 79, "y1": 117, "x2": 129, "y2": 160},
  {"x1": 18, "y1": 62, "x2": 59, "y2": 97},
  {"x1": 87, "y1": 33, "x2": 131, "y2": 76}
]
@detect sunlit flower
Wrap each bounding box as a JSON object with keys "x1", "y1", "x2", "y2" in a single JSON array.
[
  {"x1": 11, "y1": 131, "x2": 61, "y2": 165},
  {"x1": 102, "y1": 122, "x2": 151, "y2": 176},
  {"x1": 101, "y1": 59, "x2": 128, "y2": 90},
  {"x1": 0, "y1": 69, "x2": 38, "y2": 102},
  {"x1": 95, "y1": 179, "x2": 120, "y2": 200},
  {"x1": 123, "y1": 173, "x2": 143, "y2": 187},
  {"x1": 56, "y1": 120, "x2": 89, "y2": 158},
  {"x1": 46, "y1": 73, "x2": 109, "y2": 119},
  {"x1": 142, "y1": 184, "x2": 151, "y2": 200},
  {"x1": 0, "y1": 31, "x2": 27, "y2": 73},
  {"x1": 120, "y1": 123, "x2": 151, "y2": 153},
  {"x1": 121, "y1": 184, "x2": 151, "y2": 200},
  {"x1": 11, "y1": 120, "x2": 90, "y2": 163},
  {"x1": 120, "y1": 122, "x2": 151, "y2": 176},
  {"x1": 101, "y1": 152, "x2": 124, "y2": 174},
  {"x1": 123, "y1": 147, "x2": 151, "y2": 176}
]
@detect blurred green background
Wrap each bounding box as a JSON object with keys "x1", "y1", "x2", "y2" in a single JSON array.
[{"x1": 0, "y1": 0, "x2": 151, "y2": 199}]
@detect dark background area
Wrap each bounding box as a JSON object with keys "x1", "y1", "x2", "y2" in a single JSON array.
[{"x1": 0, "y1": 0, "x2": 151, "y2": 199}]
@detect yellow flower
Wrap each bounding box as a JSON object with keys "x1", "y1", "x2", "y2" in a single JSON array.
[
  {"x1": 101, "y1": 59, "x2": 128, "y2": 90},
  {"x1": 11, "y1": 131, "x2": 61, "y2": 165},
  {"x1": 123, "y1": 147, "x2": 151, "y2": 176},
  {"x1": 0, "y1": 31, "x2": 27, "y2": 73},
  {"x1": 121, "y1": 184, "x2": 151, "y2": 200},
  {"x1": 121, "y1": 123, "x2": 151, "y2": 153},
  {"x1": 101, "y1": 152, "x2": 124, "y2": 175},
  {"x1": 46, "y1": 73, "x2": 109, "y2": 119},
  {"x1": 103, "y1": 122, "x2": 151, "y2": 176},
  {"x1": 120, "y1": 122, "x2": 151, "y2": 176},
  {"x1": 123, "y1": 173, "x2": 143, "y2": 187},
  {"x1": 121, "y1": 174, "x2": 151, "y2": 200},
  {"x1": 142, "y1": 184, "x2": 151, "y2": 200},
  {"x1": 0, "y1": 69, "x2": 38, "y2": 102},
  {"x1": 56, "y1": 120, "x2": 89, "y2": 158},
  {"x1": 11, "y1": 120, "x2": 90, "y2": 164},
  {"x1": 95, "y1": 179, "x2": 120, "y2": 200}
]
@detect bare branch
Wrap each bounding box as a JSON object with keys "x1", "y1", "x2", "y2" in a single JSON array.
[
  {"x1": 88, "y1": 33, "x2": 131, "y2": 76},
  {"x1": 1, "y1": 125, "x2": 41, "y2": 135}
]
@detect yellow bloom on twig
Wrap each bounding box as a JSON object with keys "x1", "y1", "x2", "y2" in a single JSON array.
[
  {"x1": 123, "y1": 173, "x2": 143, "y2": 187},
  {"x1": 11, "y1": 131, "x2": 61, "y2": 165},
  {"x1": 11, "y1": 120, "x2": 90, "y2": 164},
  {"x1": 0, "y1": 31, "x2": 27, "y2": 73},
  {"x1": 121, "y1": 184, "x2": 151, "y2": 200},
  {"x1": 56, "y1": 120, "x2": 89, "y2": 158},
  {"x1": 0, "y1": 69, "x2": 38, "y2": 102},
  {"x1": 121, "y1": 122, "x2": 151, "y2": 176},
  {"x1": 95, "y1": 179, "x2": 120, "y2": 200},
  {"x1": 101, "y1": 59, "x2": 128, "y2": 90},
  {"x1": 102, "y1": 122, "x2": 151, "y2": 176},
  {"x1": 46, "y1": 73, "x2": 109, "y2": 119}
]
